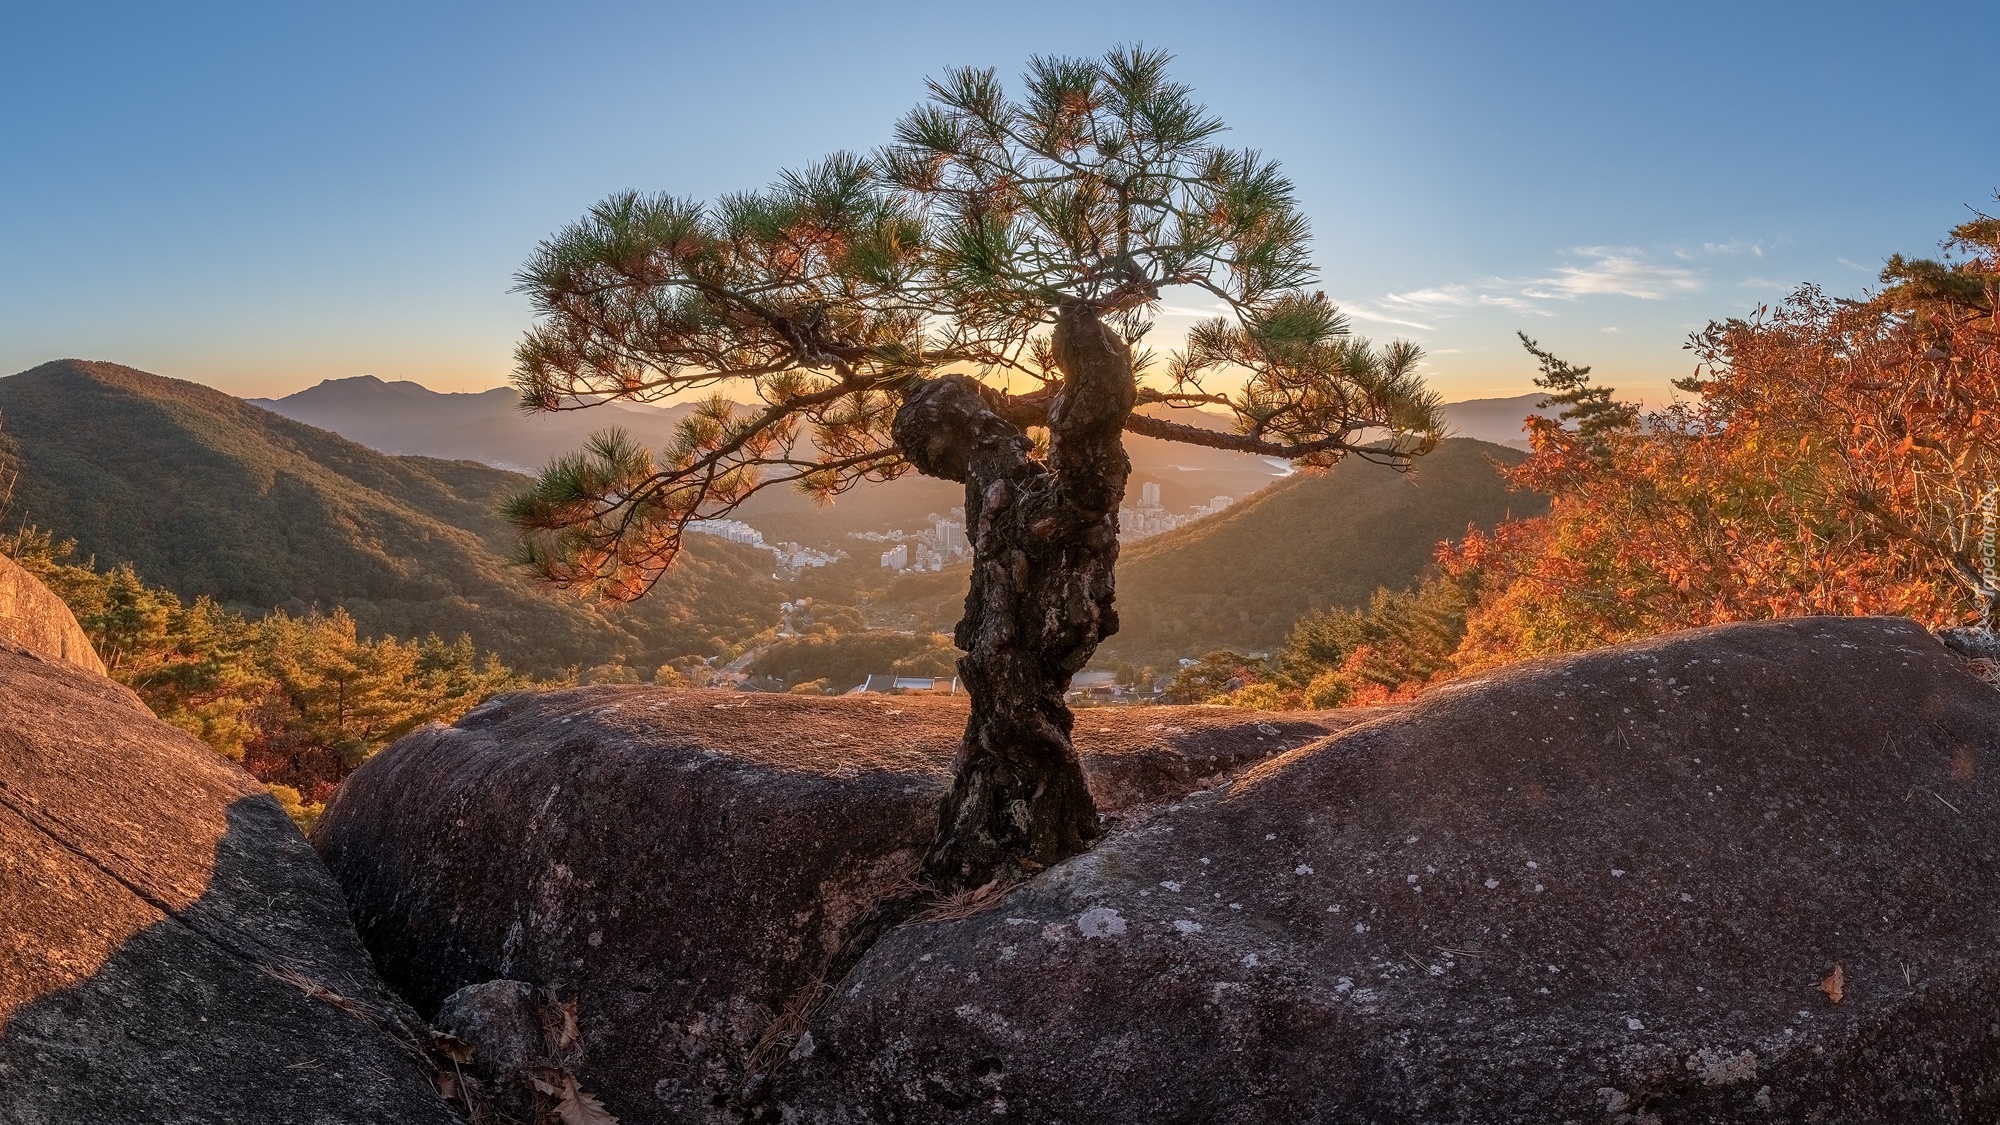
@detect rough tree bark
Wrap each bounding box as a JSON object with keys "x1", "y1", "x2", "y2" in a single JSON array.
[{"x1": 892, "y1": 300, "x2": 1138, "y2": 893}]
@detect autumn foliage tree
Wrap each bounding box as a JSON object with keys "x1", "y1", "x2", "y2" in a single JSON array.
[
  {"x1": 1217, "y1": 208, "x2": 2000, "y2": 707},
  {"x1": 507, "y1": 47, "x2": 1440, "y2": 892},
  {"x1": 1413, "y1": 206, "x2": 2000, "y2": 678},
  {"x1": 1464, "y1": 209, "x2": 1992, "y2": 656}
]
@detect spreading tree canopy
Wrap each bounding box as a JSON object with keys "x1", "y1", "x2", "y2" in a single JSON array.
[{"x1": 508, "y1": 47, "x2": 1440, "y2": 893}]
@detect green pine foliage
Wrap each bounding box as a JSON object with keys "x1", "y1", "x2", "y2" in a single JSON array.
[
  {"x1": 1276, "y1": 573, "x2": 1476, "y2": 705},
  {"x1": 1161, "y1": 569, "x2": 1476, "y2": 711},
  {"x1": 506, "y1": 47, "x2": 1444, "y2": 600},
  {"x1": 1874, "y1": 207, "x2": 1999, "y2": 317},
  {"x1": 1517, "y1": 332, "x2": 1639, "y2": 456}
]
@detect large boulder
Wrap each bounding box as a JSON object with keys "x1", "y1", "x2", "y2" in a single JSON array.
[
  {"x1": 0, "y1": 644, "x2": 459, "y2": 1125},
  {"x1": 313, "y1": 687, "x2": 1372, "y2": 1123},
  {"x1": 781, "y1": 617, "x2": 2000, "y2": 1123},
  {"x1": 0, "y1": 554, "x2": 104, "y2": 674}
]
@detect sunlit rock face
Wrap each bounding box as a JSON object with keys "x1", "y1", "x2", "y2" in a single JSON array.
[
  {"x1": 781, "y1": 617, "x2": 2000, "y2": 1124},
  {"x1": 0, "y1": 554, "x2": 104, "y2": 674},
  {"x1": 0, "y1": 646, "x2": 457, "y2": 1125},
  {"x1": 313, "y1": 687, "x2": 1369, "y2": 1124}
]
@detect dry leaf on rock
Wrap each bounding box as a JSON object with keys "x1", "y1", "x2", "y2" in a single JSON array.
[
  {"x1": 1820, "y1": 962, "x2": 1845, "y2": 1004},
  {"x1": 524, "y1": 1064, "x2": 619, "y2": 1125},
  {"x1": 554, "y1": 1078, "x2": 620, "y2": 1125},
  {"x1": 536, "y1": 991, "x2": 581, "y2": 1055},
  {"x1": 430, "y1": 1030, "x2": 476, "y2": 1065},
  {"x1": 556, "y1": 1001, "x2": 580, "y2": 1054}
]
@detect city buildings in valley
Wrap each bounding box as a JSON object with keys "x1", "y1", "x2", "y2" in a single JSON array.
[
  {"x1": 686, "y1": 519, "x2": 841, "y2": 572},
  {"x1": 685, "y1": 518, "x2": 767, "y2": 547},
  {"x1": 775, "y1": 542, "x2": 837, "y2": 569},
  {"x1": 1117, "y1": 483, "x2": 1234, "y2": 540},
  {"x1": 869, "y1": 508, "x2": 974, "y2": 571},
  {"x1": 935, "y1": 516, "x2": 969, "y2": 555}
]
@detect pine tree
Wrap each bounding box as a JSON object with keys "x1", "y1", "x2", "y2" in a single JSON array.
[
  {"x1": 1517, "y1": 331, "x2": 1638, "y2": 460},
  {"x1": 507, "y1": 47, "x2": 1442, "y2": 892}
]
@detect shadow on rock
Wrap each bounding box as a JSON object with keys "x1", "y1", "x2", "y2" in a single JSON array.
[{"x1": 0, "y1": 643, "x2": 456, "y2": 1125}]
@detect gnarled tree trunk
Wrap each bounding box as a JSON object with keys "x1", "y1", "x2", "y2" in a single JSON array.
[{"x1": 892, "y1": 301, "x2": 1137, "y2": 893}]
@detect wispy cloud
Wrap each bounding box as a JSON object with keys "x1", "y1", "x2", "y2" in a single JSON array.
[
  {"x1": 1674, "y1": 239, "x2": 1767, "y2": 259},
  {"x1": 1325, "y1": 241, "x2": 1776, "y2": 343},
  {"x1": 1340, "y1": 283, "x2": 1548, "y2": 331},
  {"x1": 1837, "y1": 256, "x2": 1872, "y2": 272},
  {"x1": 1520, "y1": 248, "x2": 1705, "y2": 300},
  {"x1": 1395, "y1": 284, "x2": 1542, "y2": 312},
  {"x1": 1337, "y1": 303, "x2": 1439, "y2": 331}
]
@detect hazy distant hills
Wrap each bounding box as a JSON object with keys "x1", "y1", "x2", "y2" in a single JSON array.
[
  {"x1": 1438, "y1": 393, "x2": 1557, "y2": 449},
  {"x1": 1098, "y1": 437, "x2": 1546, "y2": 670},
  {"x1": 248, "y1": 376, "x2": 707, "y2": 473},
  {"x1": 253, "y1": 378, "x2": 1550, "y2": 505},
  {"x1": 252, "y1": 378, "x2": 1298, "y2": 544},
  {"x1": 1, "y1": 361, "x2": 782, "y2": 674}
]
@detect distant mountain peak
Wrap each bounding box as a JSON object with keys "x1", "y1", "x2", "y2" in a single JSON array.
[
  {"x1": 1437, "y1": 393, "x2": 1557, "y2": 448},
  {"x1": 275, "y1": 375, "x2": 515, "y2": 404}
]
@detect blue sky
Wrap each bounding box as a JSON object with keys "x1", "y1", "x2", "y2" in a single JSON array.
[{"x1": 3, "y1": 1, "x2": 1995, "y2": 405}]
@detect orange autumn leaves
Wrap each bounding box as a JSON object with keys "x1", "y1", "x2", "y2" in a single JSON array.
[
  {"x1": 1221, "y1": 207, "x2": 2000, "y2": 711},
  {"x1": 1446, "y1": 211, "x2": 2000, "y2": 677}
]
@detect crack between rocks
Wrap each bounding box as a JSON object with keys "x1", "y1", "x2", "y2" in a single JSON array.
[{"x1": 735, "y1": 882, "x2": 932, "y2": 1113}]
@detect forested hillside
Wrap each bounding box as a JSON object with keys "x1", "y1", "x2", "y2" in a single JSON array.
[
  {"x1": 1099, "y1": 437, "x2": 1543, "y2": 669},
  {"x1": 0, "y1": 360, "x2": 782, "y2": 673}
]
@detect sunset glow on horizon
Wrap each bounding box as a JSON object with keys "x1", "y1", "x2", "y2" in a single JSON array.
[{"x1": 5, "y1": 1, "x2": 1994, "y2": 407}]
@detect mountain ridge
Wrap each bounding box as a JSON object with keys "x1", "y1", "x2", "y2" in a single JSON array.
[
  {"x1": 1438, "y1": 392, "x2": 1558, "y2": 448},
  {"x1": 5, "y1": 360, "x2": 1560, "y2": 675},
  {"x1": 0, "y1": 360, "x2": 782, "y2": 674},
  {"x1": 250, "y1": 374, "x2": 705, "y2": 472}
]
